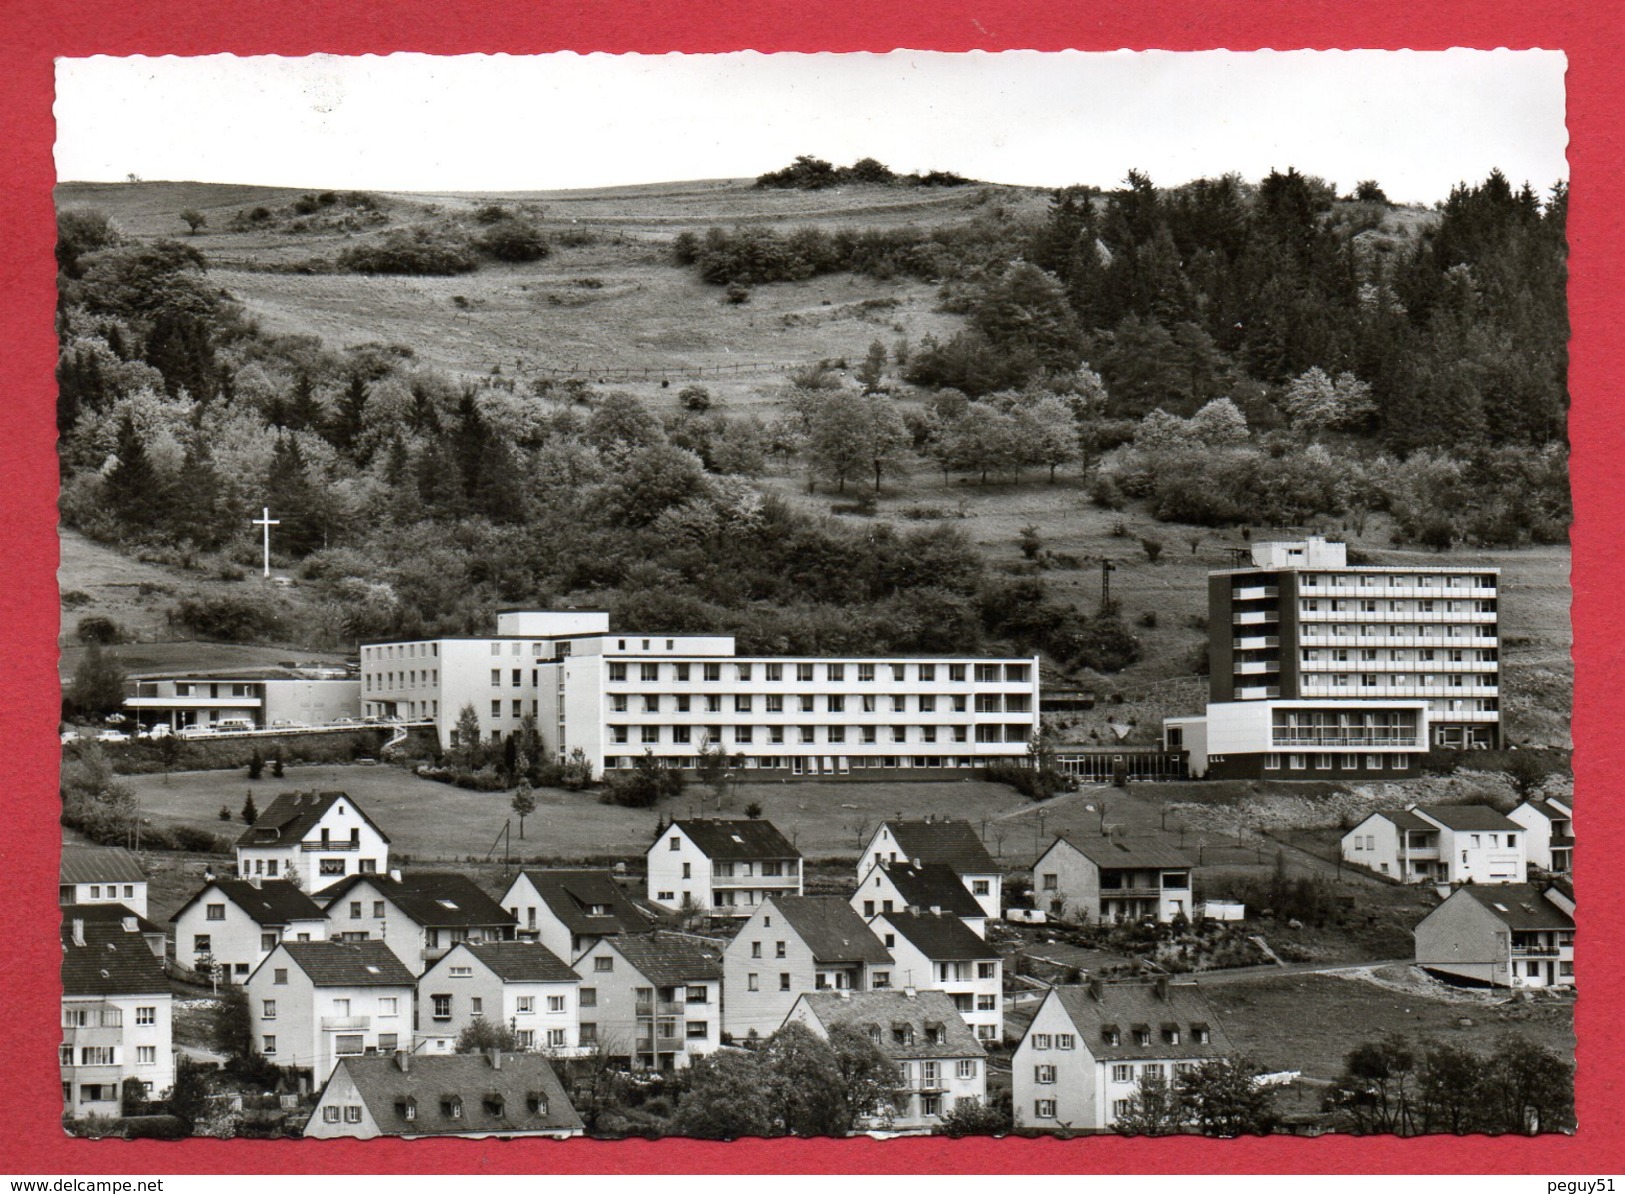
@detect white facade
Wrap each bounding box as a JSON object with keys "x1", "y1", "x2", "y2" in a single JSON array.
[
  {"x1": 417, "y1": 944, "x2": 582, "y2": 1054},
  {"x1": 1342, "y1": 806, "x2": 1525, "y2": 884},
  {"x1": 235, "y1": 793, "x2": 390, "y2": 893},
  {"x1": 859, "y1": 823, "x2": 1003, "y2": 920},
  {"x1": 1181, "y1": 698, "x2": 1430, "y2": 779},
  {"x1": 645, "y1": 823, "x2": 803, "y2": 917},
  {"x1": 1509, "y1": 799, "x2": 1574, "y2": 874},
  {"x1": 61, "y1": 991, "x2": 174, "y2": 1117},
  {"x1": 851, "y1": 863, "x2": 987, "y2": 938},
  {"x1": 362, "y1": 611, "x2": 1040, "y2": 777},
  {"x1": 246, "y1": 945, "x2": 416, "y2": 1080},
  {"x1": 59, "y1": 879, "x2": 147, "y2": 920},
  {"x1": 871, "y1": 914, "x2": 1002, "y2": 1042},
  {"x1": 127, "y1": 673, "x2": 359, "y2": 732},
  {"x1": 174, "y1": 881, "x2": 328, "y2": 984}
]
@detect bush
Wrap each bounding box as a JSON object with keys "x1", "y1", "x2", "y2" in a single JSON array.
[
  {"x1": 980, "y1": 761, "x2": 1073, "y2": 800},
  {"x1": 476, "y1": 218, "x2": 550, "y2": 263},
  {"x1": 678, "y1": 385, "x2": 713, "y2": 412},
  {"x1": 171, "y1": 593, "x2": 283, "y2": 642},
  {"x1": 337, "y1": 227, "x2": 479, "y2": 275},
  {"x1": 75, "y1": 615, "x2": 125, "y2": 645}
]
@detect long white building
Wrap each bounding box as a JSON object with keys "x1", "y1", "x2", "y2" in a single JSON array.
[{"x1": 362, "y1": 611, "x2": 1041, "y2": 778}]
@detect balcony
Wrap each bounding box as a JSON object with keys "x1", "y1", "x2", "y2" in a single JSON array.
[
  {"x1": 1232, "y1": 611, "x2": 1278, "y2": 627},
  {"x1": 303, "y1": 840, "x2": 360, "y2": 852},
  {"x1": 1234, "y1": 635, "x2": 1280, "y2": 651},
  {"x1": 711, "y1": 872, "x2": 800, "y2": 888},
  {"x1": 1511, "y1": 945, "x2": 1562, "y2": 958},
  {"x1": 1235, "y1": 686, "x2": 1281, "y2": 700},
  {"x1": 1234, "y1": 661, "x2": 1277, "y2": 676},
  {"x1": 320, "y1": 1016, "x2": 372, "y2": 1031},
  {"x1": 1272, "y1": 735, "x2": 1420, "y2": 748},
  {"x1": 60, "y1": 1024, "x2": 124, "y2": 1047}
]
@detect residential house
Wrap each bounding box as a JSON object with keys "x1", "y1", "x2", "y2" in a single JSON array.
[
  {"x1": 171, "y1": 877, "x2": 328, "y2": 984},
  {"x1": 1415, "y1": 882, "x2": 1574, "y2": 989},
  {"x1": 646, "y1": 818, "x2": 803, "y2": 918},
  {"x1": 851, "y1": 860, "x2": 987, "y2": 937},
  {"x1": 574, "y1": 932, "x2": 724, "y2": 1070},
  {"x1": 245, "y1": 940, "x2": 417, "y2": 1081},
  {"x1": 859, "y1": 818, "x2": 1003, "y2": 919},
  {"x1": 418, "y1": 941, "x2": 582, "y2": 1054},
  {"x1": 320, "y1": 871, "x2": 517, "y2": 975},
  {"x1": 235, "y1": 790, "x2": 391, "y2": 893},
  {"x1": 868, "y1": 910, "x2": 1001, "y2": 1042},
  {"x1": 500, "y1": 869, "x2": 654, "y2": 960},
  {"x1": 60, "y1": 913, "x2": 173, "y2": 1118},
  {"x1": 1342, "y1": 804, "x2": 1525, "y2": 884},
  {"x1": 306, "y1": 1050, "x2": 583, "y2": 1139},
  {"x1": 722, "y1": 896, "x2": 894, "y2": 1041},
  {"x1": 1031, "y1": 837, "x2": 1195, "y2": 924},
  {"x1": 60, "y1": 846, "x2": 148, "y2": 918},
  {"x1": 783, "y1": 989, "x2": 986, "y2": 1131},
  {"x1": 1509, "y1": 798, "x2": 1574, "y2": 875},
  {"x1": 1013, "y1": 978, "x2": 1232, "y2": 1133}
]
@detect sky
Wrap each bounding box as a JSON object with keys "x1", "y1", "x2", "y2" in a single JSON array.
[{"x1": 54, "y1": 50, "x2": 1568, "y2": 204}]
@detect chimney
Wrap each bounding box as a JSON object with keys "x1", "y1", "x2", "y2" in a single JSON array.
[
  {"x1": 249, "y1": 876, "x2": 262, "y2": 889},
  {"x1": 390, "y1": 869, "x2": 403, "y2": 883},
  {"x1": 396, "y1": 1048, "x2": 410, "y2": 1073},
  {"x1": 903, "y1": 986, "x2": 917, "y2": 1000},
  {"x1": 907, "y1": 904, "x2": 920, "y2": 916},
  {"x1": 71, "y1": 918, "x2": 85, "y2": 947},
  {"x1": 912, "y1": 857, "x2": 923, "y2": 870},
  {"x1": 929, "y1": 905, "x2": 942, "y2": 916},
  {"x1": 1154, "y1": 976, "x2": 1170, "y2": 1002},
  {"x1": 1088, "y1": 975, "x2": 1103, "y2": 1001},
  {"x1": 489, "y1": 1047, "x2": 502, "y2": 1070},
  {"x1": 122, "y1": 916, "x2": 137, "y2": 933}
]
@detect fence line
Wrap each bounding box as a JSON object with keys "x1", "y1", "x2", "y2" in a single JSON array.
[{"x1": 507, "y1": 359, "x2": 829, "y2": 383}]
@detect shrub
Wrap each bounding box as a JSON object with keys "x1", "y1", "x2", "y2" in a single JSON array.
[
  {"x1": 76, "y1": 615, "x2": 125, "y2": 645},
  {"x1": 724, "y1": 282, "x2": 750, "y2": 305},
  {"x1": 678, "y1": 385, "x2": 713, "y2": 412},
  {"x1": 477, "y1": 218, "x2": 550, "y2": 263},
  {"x1": 1140, "y1": 536, "x2": 1164, "y2": 563},
  {"x1": 172, "y1": 593, "x2": 283, "y2": 642},
  {"x1": 337, "y1": 227, "x2": 479, "y2": 275},
  {"x1": 980, "y1": 760, "x2": 1073, "y2": 800}
]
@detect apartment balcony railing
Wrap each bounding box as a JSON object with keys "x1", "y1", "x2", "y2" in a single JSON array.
[
  {"x1": 321, "y1": 1016, "x2": 372, "y2": 1031},
  {"x1": 1235, "y1": 686, "x2": 1281, "y2": 699},
  {"x1": 1511, "y1": 945, "x2": 1562, "y2": 958},
  {"x1": 1296, "y1": 609, "x2": 1497, "y2": 624},
  {"x1": 712, "y1": 872, "x2": 800, "y2": 887},
  {"x1": 1234, "y1": 635, "x2": 1280, "y2": 650},
  {"x1": 303, "y1": 841, "x2": 360, "y2": 852},
  {"x1": 60, "y1": 1024, "x2": 124, "y2": 1047},
  {"x1": 1232, "y1": 585, "x2": 1280, "y2": 601},
  {"x1": 1232, "y1": 611, "x2": 1279, "y2": 626},
  {"x1": 1234, "y1": 661, "x2": 1277, "y2": 676},
  {"x1": 1271, "y1": 734, "x2": 1420, "y2": 748}
]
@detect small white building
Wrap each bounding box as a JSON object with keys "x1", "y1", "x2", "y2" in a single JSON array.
[
  {"x1": 783, "y1": 989, "x2": 987, "y2": 1132},
  {"x1": 851, "y1": 860, "x2": 987, "y2": 938},
  {"x1": 235, "y1": 790, "x2": 392, "y2": 893},
  {"x1": 1509, "y1": 798, "x2": 1574, "y2": 875},
  {"x1": 172, "y1": 877, "x2": 328, "y2": 985},
  {"x1": 574, "y1": 932, "x2": 724, "y2": 1070},
  {"x1": 859, "y1": 819, "x2": 1003, "y2": 919},
  {"x1": 646, "y1": 818, "x2": 803, "y2": 918},
  {"x1": 1013, "y1": 978, "x2": 1232, "y2": 1133},
  {"x1": 1342, "y1": 804, "x2": 1525, "y2": 884},
  {"x1": 59, "y1": 846, "x2": 149, "y2": 919},
  {"x1": 125, "y1": 666, "x2": 359, "y2": 734},
  {"x1": 61, "y1": 913, "x2": 174, "y2": 1118},
  {"x1": 721, "y1": 896, "x2": 894, "y2": 1042},
  {"x1": 1415, "y1": 882, "x2": 1574, "y2": 989},
  {"x1": 306, "y1": 1051, "x2": 584, "y2": 1139},
  {"x1": 246, "y1": 939, "x2": 418, "y2": 1081},
  {"x1": 1031, "y1": 836, "x2": 1195, "y2": 924},
  {"x1": 499, "y1": 869, "x2": 654, "y2": 961},
  {"x1": 868, "y1": 910, "x2": 1002, "y2": 1042},
  {"x1": 418, "y1": 941, "x2": 582, "y2": 1054},
  {"x1": 320, "y1": 871, "x2": 517, "y2": 975}
]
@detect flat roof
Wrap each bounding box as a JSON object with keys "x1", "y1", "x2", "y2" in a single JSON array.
[{"x1": 1208, "y1": 565, "x2": 1501, "y2": 578}]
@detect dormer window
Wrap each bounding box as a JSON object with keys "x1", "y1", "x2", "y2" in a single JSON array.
[
  {"x1": 1102, "y1": 1027, "x2": 1121, "y2": 1047},
  {"x1": 397, "y1": 1098, "x2": 417, "y2": 1121},
  {"x1": 442, "y1": 1096, "x2": 463, "y2": 1119},
  {"x1": 1162, "y1": 1024, "x2": 1181, "y2": 1045},
  {"x1": 527, "y1": 1093, "x2": 548, "y2": 1115},
  {"x1": 1192, "y1": 1023, "x2": 1211, "y2": 1044},
  {"x1": 483, "y1": 1094, "x2": 505, "y2": 1118}
]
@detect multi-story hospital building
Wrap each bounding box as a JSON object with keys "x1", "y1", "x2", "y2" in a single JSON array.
[{"x1": 361, "y1": 611, "x2": 1041, "y2": 779}]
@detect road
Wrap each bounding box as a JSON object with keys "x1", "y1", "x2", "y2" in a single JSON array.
[{"x1": 1189, "y1": 957, "x2": 1413, "y2": 985}]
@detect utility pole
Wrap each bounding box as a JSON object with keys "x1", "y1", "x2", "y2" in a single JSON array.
[
  {"x1": 253, "y1": 507, "x2": 280, "y2": 578},
  {"x1": 1100, "y1": 558, "x2": 1116, "y2": 612}
]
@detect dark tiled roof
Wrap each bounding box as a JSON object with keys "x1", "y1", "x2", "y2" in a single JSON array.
[
  {"x1": 796, "y1": 990, "x2": 983, "y2": 1060},
  {"x1": 455, "y1": 941, "x2": 580, "y2": 984},
  {"x1": 333, "y1": 1053, "x2": 583, "y2": 1137},
  {"x1": 280, "y1": 940, "x2": 417, "y2": 987},
  {"x1": 64, "y1": 903, "x2": 165, "y2": 937},
  {"x1": 236, "y1": 790, "x2": 391, "y2": 848},
  {"x1": 772, "y1": 897, "x2": 893, "y2": 964},
  {"x1": 1047, "y1": 836, "x2": 1193, "y2": 871},
  {"x1": 1374, "y1": 809, "x2": 1437, "y2": 834},
  {"x1": 883, "y1": 820, "x2": 998, "y2": 875},
  {"x1": 1051, "y1": 982, "x2": 1232, "y2": 1062},
  {"x1": 61, "y1": 916, "x2": 168, "y2": 996},
  {"x1": 1414, "y1": 805, "x2": 1521, "y2": 832},
  {"x1": 171, "y1": 879, "x2": 326, "y2": 927},
  {"x1": 323, "y1": 873, "x2": 515, "y2": 930},
  {"x1": 669, "y1": 819, "x2": 800, "y2": 860},
  {"x1": 872, "y1": 862, "x2": 983, "y2": 919},
  {"x1": 516, "y1": 870, "x2": 652, "y2": 937},
  {"x1": 877, "y1": 910, "x2": 995, "y2": 962},
  {"x1": 60, "y1": 845, "x2": 146, "y2": 886},
  {"x1": 613, "y1": 932, "x2": 724, "y2": 985},
  {"x1": 1455, "y1": 884, "x2": 1575, "y2": 931},
  {"x1": 1513, "y1": 799, "x2": 1572, "y2": 823}
]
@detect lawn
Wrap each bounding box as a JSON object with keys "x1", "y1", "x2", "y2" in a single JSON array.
[
  {"x1": 121, "y1": 761, "x2": 1033, "y2": 871},
  {"x1": 1200, "y1": 971, "x2": 1575, "y2": 1083}
]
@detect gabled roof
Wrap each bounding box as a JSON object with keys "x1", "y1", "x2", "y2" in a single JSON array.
[
  {"x1": 61, "y1": 915, "x2": 169, "y2": 997},
  {"x1": 1413, "y1": 804, "x2": 1521, "y2": 833},
  {"x1": 881, "y1": 820, "x2": 998, "y2": 875},
  {"x1": 869, "y1": 862, "x2": 983, "y2": 919},
  {"x1": 770, "y1": 897, "x2": 893, "y2": 964},
  {"x1": 64, "y1": 903, "x2": 165, "y2": 938},
  {"x1": 514, "y1": 870, "x2": 652, "y2": 937},
  {"x1": 171, "y1": 879, "x2": 326, "y2": 927},
  {"x1": 236, "y1": 790, "x2": 392, "y2": 848},
  {"x1": 1370, "y1": 809, "x2": 1437, "y2": 834},
  {"x1": 1453, "y1": 883, "x2": 1575, "y2": 931},
  {"x1": 452, "y1": 941, "x2": 580, "y2": 984},
  {"x1": 1512, "y1": 799, "x2": 1573, "y2": 822},
  {"x1": 332, "y1": 1053, "x2": 583, "y2": 1137},
  {"x1": 666, "y1": 819, "x2": 799, "y2": 860},
  {"x1": 1046, "y1": 836, "x2": 1194, "y2": 871},
  {"x1": 876, "y1": 910, "x2": 995, "y2": 962},
  {"x1": 322, "y1": 873, "x2": 515, "y2": 930},
  {"x1": 60, "y1": 845, "x2": 146, "y2": 886},
  {"x1": 278, "y1": 940, "x2": 417, "y2": 987},
  {"x1": 1050, "y1": 981, "x2": 1232, "y2": 1062},
  {"x1": 794, "y1": 990, "x2": 983, "y2": 1060},
  {"x1": 609, "y1": 932, "x2": 724, "y2": 985}
]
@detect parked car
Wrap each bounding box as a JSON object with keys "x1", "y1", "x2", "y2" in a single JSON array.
[
  {"x1": 213, "y1": 717, "x2": 256, "y2": 733},
  {"x1": 60, "y1": 729, "x2": 82, "y2": 745},
  {"x1": 1006, "y1": 908, "x2": 1048, "y2": 925},
  {"x1": 139, "y1": 724, "x2": 173, "y2": 740},
  {"x1": 178, "y1": 724, "x2": 213, "y2": 739},
  {"x1": 96, "y1": 729, "x2": 131, "y2": 744}
]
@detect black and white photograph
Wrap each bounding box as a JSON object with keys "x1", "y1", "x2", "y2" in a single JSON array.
[{"x1": 50, "y1": 49, "x2": 1573, "y2": 1141}]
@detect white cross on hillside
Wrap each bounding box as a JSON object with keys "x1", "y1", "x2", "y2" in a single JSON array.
[{"x1": 252, "y1": 507, "x2": 280, "y2": 578}]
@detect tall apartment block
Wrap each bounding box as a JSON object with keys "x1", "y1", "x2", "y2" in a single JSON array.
[
  {"x1": 361, "y1": 611, "x2": 1041, "y2": 780},
  {"x1": 1164, "y1": 538, "x2": 1500, "y2": 780}
]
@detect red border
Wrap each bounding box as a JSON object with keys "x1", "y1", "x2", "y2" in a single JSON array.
[{"x1": 3, "y1": 2, "x2": 1620, "y2": 1174}]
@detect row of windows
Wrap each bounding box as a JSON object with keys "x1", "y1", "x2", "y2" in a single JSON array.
[
  {"x1": 69, "y1": 884, "x2": 139, "y2": 901},
  {"x1": 609, "y1": 692, "x2": 1032, "y2": 715},
  {"x1": 1299, "y1": 598, "x2": 1496, "y2": 614},
  {"x1": 1301, "y1": 648, "x2": 1494, "y2": 664},
  {"x1": 608, "y1": 724, "x2": 1029, "y2": 746},
  {"x1": 1265, "y1": 754, "x2": 1410, "y2": 772},
  {"x1": 606, "y1": 661, "x2": 1030, "y2": 684},
  {"x1": 1297, "y1": 573, "x2": 1495, "y2": 590},
  {"x1": 1297, "y1": 674, "x2": 1497, "y2": 689},
  {"x1": 369, "y1": 670, "x2": 440, "y2": 691},
  {"x1": 613, "y1": 755, "x2": 1000, "y2": 772},
  {"x1": 60, "y1": 1044, "x2": 160, "y2": 1067},
  {"x1": 1301, "y1": 624, "x2": 1496, "y2": 640},
  {"x1": 366, "y1": 642, "x2": 441, "y2": 660}
]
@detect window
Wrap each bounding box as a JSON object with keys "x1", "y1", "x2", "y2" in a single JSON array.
[
  {"x1": 262, "y1": 999, "x2": 277, "y2": 1020},
  {"x1": 978, "y1": 962, "x2": 996, "y2": 979},
  {"x1": 1031, "y1": 1034, "x2": 1051, "y2": 1050},
  {"x1": 432, "y1": 994, "x2": 452, "y2": 1020},
  {"x1": 579, "y1": 988, "x2": 596, "y2": 1008},
  {"x1": 1035, "y1": 1064, "x2": 1057, "y2": 1084},
  {"x1": 1056, "y1": 1033, "x2": 1075, "y2": 1050},
  {"x1": 273, "y1": 968, "x2": 287, "y2": 985},
  {"x1": 547, "y1": 995, "x2": 566, "y2": 1013},
  {"x1": 957, "y1": 1059, "x2": 978, "y2": 1080},
  {"x1": 322, "y1": 1106, "x2": 340, "y2": 1123},
  {"x1": 320, "y1": 859, "x2": 346, "y2": 876},
  {"x1": 1035, "y1": 1099, "x2": 1057, "y2": 1119},
  {"x1": 608, "y1": 663, "x2": 627, "y2": 682},
  {"x1": 734, "y1": 694, "x2": 753, "y2": 713},
  {"x1": 977, "y1": 995, "x2": 996, "y2": 1011},
  {"x1": 378, "y1": 998, "x2": 397, "y2": 1017},
  {"x1": 704, "y1": 663, "x2": 721, "y2": 682},
  {"x1": 470, "y1": 997, "x2": 484, "y2": 1017},
  {"x1": 780, "y1": 973, "x2": 791, "y2": 991},
  {"x1": 350, "y1": 901, "x2": 363, "y2": 919},
  {"x1": 192, "y1": 934, "x2": 211, "y2": 954},
  {"x1": 205, "y1": 903, "x2": 225, "y2": 921},
  {"x1": 335, "y1": 1035, "x2": 364, "y2": 1056},
  {"x1": 858, "y1": 663, "x2": 875, "y2": 682},
  {"x1": 595, "y1": 956, "x2": 614, "y2": 972}
]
